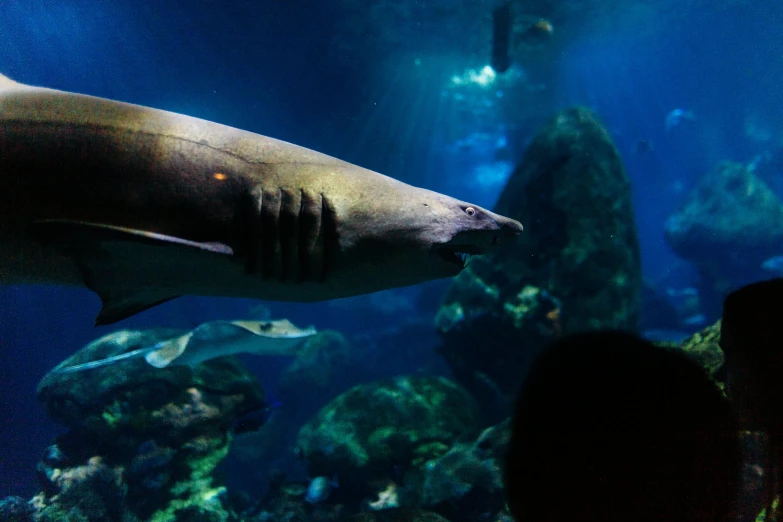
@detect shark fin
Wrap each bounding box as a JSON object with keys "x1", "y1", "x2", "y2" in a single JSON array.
[{"x1": 29, "y1": 219, "x2": 234, "y2": 325}]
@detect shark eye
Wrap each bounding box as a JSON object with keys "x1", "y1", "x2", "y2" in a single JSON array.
[{"x1": 464, "y1": 207, "x2": 476, "y2": 217}]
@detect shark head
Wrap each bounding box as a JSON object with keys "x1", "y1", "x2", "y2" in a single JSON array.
[{"x1": 327, "y1": 174, "x2": 523, "y2": 292}]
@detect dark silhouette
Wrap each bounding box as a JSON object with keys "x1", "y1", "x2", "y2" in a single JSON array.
[
  {"x1": 722, "y1": 277, "x2": 783, "y2": 519},
  {"x1": 504, "y1": 331, "x2": 740, "y2": 521}
]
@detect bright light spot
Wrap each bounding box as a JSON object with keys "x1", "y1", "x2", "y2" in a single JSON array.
[
  {"x1": 414, "y1": 58, "x2": 421, "y2": 66},
  {"x1": 450, "y1": 65, "x2": 497, "y2": 88},
  {"x1": 213, "y1": 173, "x2": 227, "y2": 181}
]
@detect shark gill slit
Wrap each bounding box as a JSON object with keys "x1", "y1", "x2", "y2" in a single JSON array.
[
  {"x1": 273, "y1": 187, "x2": 284, "y2": 280},
  {"x1": 241, "y1": 186, "x2": 262, "y2": 276},
  {"x1": 320, "y1": 193, "x2": 335, "y2": 283},
  {"x1": 278, "y1": 187, "x2": 301, "y2": 283},
  {"x1": 290, "y1": 188, "x2": 304, "y2": 282},
  {"x1": 302, "y1": 190, "x2": 324, "y2": 283},
  {"x1": 295, "y1": 188, "x2": 307, "y2": 283},
  {"x1": 260, "y1": 187, "x2": 281, "y2": 279}
]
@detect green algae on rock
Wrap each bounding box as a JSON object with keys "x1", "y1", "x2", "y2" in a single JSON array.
[
  {"x1": 671, "y1": 320, "x2": 724, "y2": 380},
  {"x1": 296, "y1": 376, "x2": 481, "y2": 502},
  {"x1": 32, "y1": 328, "x2": 266, "y2": 522}
]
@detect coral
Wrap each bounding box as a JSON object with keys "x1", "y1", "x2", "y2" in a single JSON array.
[
  {"x1": 28, "y1": 328, "x2": 267, "y2": 521},
  {"x1": 149, "y1": 434, "x2": 231, "y2": 522},
  {"x1": 33, "y1": 456, "x2": 128, "y2": 522},
  {"x1": 405, "y1": 419, "x2": 510, "y2": 522},
  {"x1": 673, "y1": 320, "x2": 724, "y2": 380},
  {"x1": 421, "y1": 444, "x2": 502, "y2": 504},
  {"x1": 0, "y1": 496, "x2": 34, "y2": 522},
  {"x1": 656, "y1": 320, "x2": 725, "y2": 387},
  {"x1": 296, "y1": 376, "x2": 481, "y2": 506}
]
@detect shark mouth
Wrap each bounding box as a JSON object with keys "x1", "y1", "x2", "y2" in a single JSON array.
[{"x1": 437, "y1": 245, "x2": 483, "y2": 268}]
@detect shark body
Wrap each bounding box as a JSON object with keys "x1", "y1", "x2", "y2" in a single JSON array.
[{"x1": 0, "y1": 74, "x2": 523, "y2": 325}]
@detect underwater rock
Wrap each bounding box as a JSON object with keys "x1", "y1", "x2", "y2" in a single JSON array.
[
  {"x1": 227, "y1": 320, "x2": 451, "y2": 502},
  {"x1": 32, "y1": 328, "x2": 266, "y2": 522},
  {"x1": 280, "y1": 331, "x2": 359, "y2": 394},
  {"x1": 38, "y1": 329, "x2": 265, "y2": 435},
  {"x1": 436, "y1": 106, "x2": 641, "y2": 421},
  {"x1": 655, "y1": 320, "x2": 724, "y2": 391},
  {"x1": 407, "y1": 419, "x2": 510, "y2": 522},
  {"x1": 0, "y1": 496, "x2": 34, "y2": 522},
  {"x1": 296, "y1": 376, "x2": 481, "y2": 508},
  {"x1": 492, "y1": 106, "x2": 642, "y2": 333},
  {"x1": 31, "y1": 456, "x2": 127, "y2": 522},
  {"x1": 672, "y1": 320, "x2": 724, "y2": 380},
  {"x1": 229, "y1": 331, "x2": 361, "y2": 481},
  {"x1": 435, "y1": 280, "x2": 561, "y2": 422},
  {"x1": 340, "y1": 508, "x2": 451, "y2": 522},
  {"x1": 245, "y1": 478, "x2": 345, "y2": 522},
  {"x1": 664, "y1": 161, "x2": 783, "y2": 318}
]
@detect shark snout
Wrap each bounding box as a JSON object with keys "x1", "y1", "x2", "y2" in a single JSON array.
[
  {"x1": 486, "y1": 211, "x2": 523, "y2": 245},
  {"x1": 432, "y1": 210, "x2": 522, "y2": 270}
]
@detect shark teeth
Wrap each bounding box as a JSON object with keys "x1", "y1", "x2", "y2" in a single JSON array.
[{"x1": 437, "y1": 247, "x2": 476, "y2": 268}]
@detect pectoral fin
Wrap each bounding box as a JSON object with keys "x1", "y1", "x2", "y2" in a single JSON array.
[
  {"x1": 29, "y1": 219, "x2": 235, "y2": 326},
  {"x1": 144, "y1": 333, "x2": 193, "y2": 368}
]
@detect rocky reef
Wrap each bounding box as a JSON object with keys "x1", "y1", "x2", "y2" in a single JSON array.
[
  {"x1": 1, "y1": 321, "x2": 740, "y2": 522},
  {"x1": 666, "y1": 320, "x2": 724, "y2": 381},
  {"x1": 18, "y1": 328, "x2": 266, "y2": 522},
  {"x1": 295, "y1": 376, "x2": 480, "y2": 505},
  {"x1": 248, "y1": 388, "x2": 510, "y2": 522},
  {"x1": 288, "y1": 377, "x2": 477, "y2": 511},
  {"x1": 339, "y1": 509, "x2": 452, "y2": 522},
  {"x1": 664, "y1": 161, "x2": 783, "y2": 319},
  {"x1": 436, "y1": 106, "x2": 642, "y2": 420}
]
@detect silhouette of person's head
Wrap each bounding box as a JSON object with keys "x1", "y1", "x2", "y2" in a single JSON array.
[{"x1": 504, "y1": 331, "x2": 740, "y2": 521}]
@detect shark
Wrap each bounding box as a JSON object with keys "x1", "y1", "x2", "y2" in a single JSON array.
[
  {"x1": 0, "y1": 73, "x2": 523, "y2": 325},
  {"x1": 53, "y1": 319, "x2": 317, "y2": 373}
]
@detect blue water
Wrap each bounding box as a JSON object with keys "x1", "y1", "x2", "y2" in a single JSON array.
[{"x1": 1, "y1": 0, "x2": 782, "y2": 500}]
